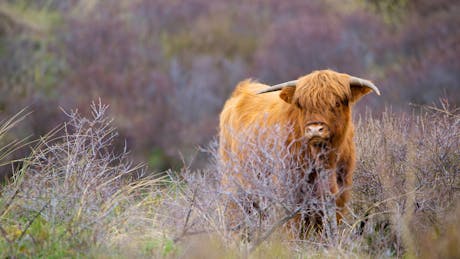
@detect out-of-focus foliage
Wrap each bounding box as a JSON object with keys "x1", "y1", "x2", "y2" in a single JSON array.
[{"x1": 1, "y1": 0, "x2": 459, "y2": 172}]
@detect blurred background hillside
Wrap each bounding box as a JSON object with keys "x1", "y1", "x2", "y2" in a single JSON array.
[{"x1": 1, "y1": 0, "x2": 459, "y2": 174}]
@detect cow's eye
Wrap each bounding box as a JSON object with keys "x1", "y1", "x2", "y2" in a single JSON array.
[
  {"x1": 295, "y1": 100, "x2": 302, "y2": 109},
  {"x1": 335, "y1": 101, "x2": 341, "y2": 108}
]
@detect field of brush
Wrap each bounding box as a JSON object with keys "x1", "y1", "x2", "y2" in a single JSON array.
[
  {"x1": 1, "y1": 1, "x2": 459, "y2": 258},
  {"x1": 0, "y1": 101, "x2": 458, "y2": 258}
]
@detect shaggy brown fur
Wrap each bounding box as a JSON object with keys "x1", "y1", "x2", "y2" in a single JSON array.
[{"x1": 219, "y1": 69, "x2": 378, "y2": 235}]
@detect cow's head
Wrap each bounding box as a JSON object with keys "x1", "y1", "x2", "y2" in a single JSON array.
[{"x1": 258, "y1": 70, "x2": 380, "y2": 148}]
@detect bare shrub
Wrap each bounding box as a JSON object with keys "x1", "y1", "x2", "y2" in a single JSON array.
[
  {"x1": 352, "y1": 101, "x2": 460, "y2": 257},
  {"x1": 165, "y1": 102, "x2": 459, "y2": 257},
  {"x1": 1, "y1": 100, "x2": 458, "y2": 257},
  {"x1": 0, "y1": 101, "x2": 164, "y2": 256},
  {"x1": 162, "y1": 123, "x2": 343, "y2": 255}
]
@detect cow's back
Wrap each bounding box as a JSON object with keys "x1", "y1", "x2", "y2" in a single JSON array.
[{"x1": 219, "y1": 80, "x2": 290, "y2": 162}]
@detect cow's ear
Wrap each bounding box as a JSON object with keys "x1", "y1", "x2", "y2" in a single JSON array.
[
  {"x1": 279, "y1": 86, "x2": 296, "y2": 103},
  {"x1": 349, "y1": 76, "x2": 380, "y2": 103},
  {"x1": 350, "y1": 84, "x2": 373, "y2": 103}
]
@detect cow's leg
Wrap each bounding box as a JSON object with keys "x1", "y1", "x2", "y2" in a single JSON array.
[
  {"x1": 328, "y1": 170, "x2": 339, "y2": 195},
  {"x1": 336, "y1": 159, "x2": 354, "y2": 221}
]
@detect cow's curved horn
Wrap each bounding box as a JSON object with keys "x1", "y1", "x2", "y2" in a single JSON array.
[
  {"x1": 349, "y1": 76, "x2": 381, "y2": 96},
  {"x1": 257, "y1": 80, "x2": 298, "y2": 94}
]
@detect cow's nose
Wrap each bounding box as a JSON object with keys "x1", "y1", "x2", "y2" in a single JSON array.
[
  {"x1": 307, "y1": 125, "x2": 324, "y2": 135},
  {"x1": 305, "y1": 123, "x2": 330, "y2": 138}
]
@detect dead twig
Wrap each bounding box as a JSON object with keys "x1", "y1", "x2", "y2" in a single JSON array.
[{"x1": 173, "y1": 186, "x2": 198, "y2": 243}]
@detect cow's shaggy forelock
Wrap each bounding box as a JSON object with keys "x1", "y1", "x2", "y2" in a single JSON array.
[{"x1": 295, "y1": 70, "x2": 352, "y2": 111}]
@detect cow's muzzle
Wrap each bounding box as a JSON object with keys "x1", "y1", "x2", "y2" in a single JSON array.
[{"x1": 305, "y1": 122, "x2": 330, "y2": 143}]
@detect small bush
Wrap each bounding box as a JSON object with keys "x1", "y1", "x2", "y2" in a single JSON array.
[
  {"x1": 353, "y1": 102, "x2": 460, "y2": 257},
  {"x1": 0, "y1": 101, "x2": 163, "y2": 257}
]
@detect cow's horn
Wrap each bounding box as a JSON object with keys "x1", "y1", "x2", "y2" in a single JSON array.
[
  {"x1": 257, "y1": 80, "x2": 298, "y2": 94},
  {"x1": 349, "y1": 76, "x2": 381, "y2": 96}
]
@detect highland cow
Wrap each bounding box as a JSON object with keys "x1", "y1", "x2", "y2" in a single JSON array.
[{"x1": 218, "y1": 69, "x2": 380, "y2": 235}]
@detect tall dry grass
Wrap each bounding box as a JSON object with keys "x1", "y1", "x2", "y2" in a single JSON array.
[{"x1": 0, "y1": 101, "x2": 458, "y2": 258}]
